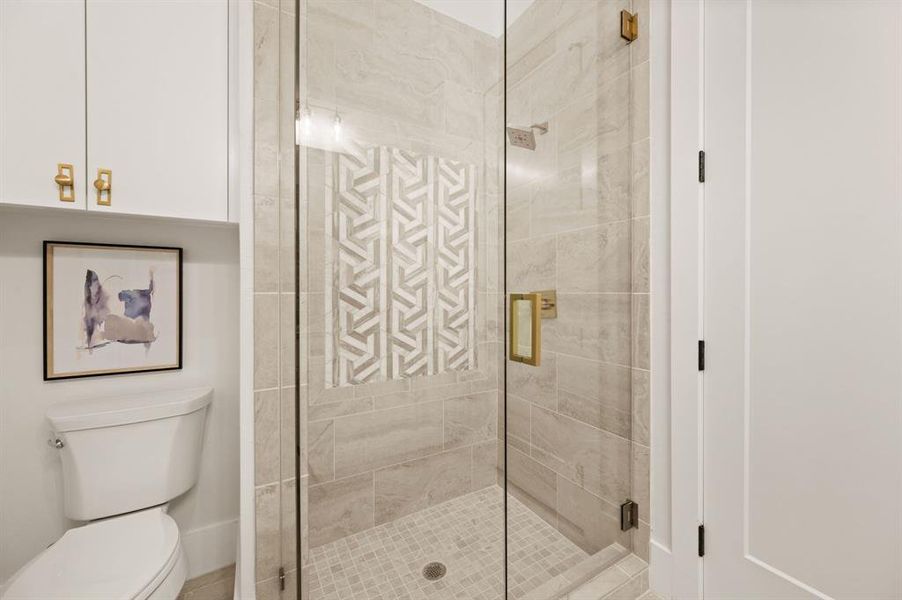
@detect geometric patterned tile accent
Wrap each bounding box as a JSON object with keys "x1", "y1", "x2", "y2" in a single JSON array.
[
  {"x1": 305, "y1": 486, "x2": 587, "y2": 600},
  {"x1": 325, "y1": 145, "x2": 476, "y2": 388}
]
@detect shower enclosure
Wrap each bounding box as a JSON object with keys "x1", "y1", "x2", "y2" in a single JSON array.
[{"x1": 292, "y1": 1, "x2": 649, "y2": 597}]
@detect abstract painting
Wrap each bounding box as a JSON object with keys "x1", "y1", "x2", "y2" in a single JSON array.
[{"x1": 44, "y1": 241, "x2": 182, "y2": 380}]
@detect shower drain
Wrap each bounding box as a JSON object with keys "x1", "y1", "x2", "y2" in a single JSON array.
[{"x1": 422, "y1": 562, "x2": 447, "y2": 581}]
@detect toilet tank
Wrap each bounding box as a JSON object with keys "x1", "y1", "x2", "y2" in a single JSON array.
[{"x1": 46, "y1": 388, "x2": 212, "y2": 521}]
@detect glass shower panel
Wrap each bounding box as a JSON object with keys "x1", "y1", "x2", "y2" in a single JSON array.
[
  {"x1": 297, "y1": 1, "x2": 505, "y2": 598},
  {"x1": 504, "y1": 1, "x2": 640, "y2": 597}
]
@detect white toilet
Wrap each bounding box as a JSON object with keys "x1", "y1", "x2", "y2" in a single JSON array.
[{"x1": 2, "y1": 387, "x2": 212, "y2": 600}]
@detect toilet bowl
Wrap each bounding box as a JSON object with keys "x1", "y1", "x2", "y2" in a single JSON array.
[
  {"x1": 1, "y1": 388, "x2": 211, "y2": 600},
  {"x1": 3, "y1": 508, "x2": 186, "y2": 600}
]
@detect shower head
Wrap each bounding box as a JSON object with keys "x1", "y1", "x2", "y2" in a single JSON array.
[{"x1": 506, "y1": 122, "x2": 549, "y2": 150}]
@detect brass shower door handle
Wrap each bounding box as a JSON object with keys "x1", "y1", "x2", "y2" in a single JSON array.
[
  {"x1": 509, "y1": 292, "x2": 542, "y2": 367},
  {"x1": 93, "y1": 168, "x2": 112, "y2": 206},
  {"x1": 54, "y1": 164, "x2": 75, "y2": 202}
]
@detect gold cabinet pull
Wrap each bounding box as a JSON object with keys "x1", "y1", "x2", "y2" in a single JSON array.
[
  {"x1": 54, "y1": 163, "x2": 75, "y2": 202},
  {"x1": 93, "y1": 168, "x2": 111, "y2": 206}
]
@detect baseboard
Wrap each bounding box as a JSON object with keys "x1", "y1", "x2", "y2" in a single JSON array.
[
  {"x1": 649, "y1": 539, "x2": 673, "y2": 599},
  {"x1": 181, "y1": 517, "x2": 239, "y2": 579}
]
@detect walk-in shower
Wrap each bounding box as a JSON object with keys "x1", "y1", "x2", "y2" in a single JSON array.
[{"x1": 290, "y1": 1, "x2": 651, "y2": 597}]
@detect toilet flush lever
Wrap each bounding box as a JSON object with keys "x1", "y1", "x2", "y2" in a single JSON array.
[{"x1": 48, "y1": 437, "x2": 64, "y2": 449}]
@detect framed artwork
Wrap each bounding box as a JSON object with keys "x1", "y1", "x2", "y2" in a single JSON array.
[{"x1": 43, "y1": 241, "x2": 182, "y2": 380}]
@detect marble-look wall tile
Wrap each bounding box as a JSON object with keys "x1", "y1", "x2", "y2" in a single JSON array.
[
  {"x1": 444, "y1": 391, "x2": 497, "y2": 449},
  {"x1": 507, "y1": 236, "x2": 556, "y2": 291},
  {"x1": 556, "y1": 476, "x2": 629, "y2": 554},
  {"x1": 557, "y1": 354, "x2": 631, "y2": 437},
  {"x1": 507, "y1": 352, "x2": 557, "y2": 410},
  {"x1": 631, "y1": 140, "x2": 650, "y2": 218},
  {"x1": 630, "y1": 60, "x2": 650, "y2": 144},
  {"x1": 255, "y1": 195, "x2": 279, "y2": 293},
  {"x1": 544, "y1": 294, "x2": 631, "y2": 365},
  {"x1": 531, "y1": 406, "x2": 630, "y2": 502},
  {"x1": 307, "y1": 396, "x2": 372, "y2": 421},
  {"x1": 280, "y1": 293, "x2": 295, "y2": 386},
  {"x1": 631, "y1": 442, "x2": 650, "y2": 514},
  {"x1": 374, "y1": 446, "x2": 472, "y2": 524},
  {"x1": 631, "y1": 369, "x2": 650, "y2": 446},
  {"x1": 255, "y1": 483, "x2": 281, "y2": 582},
  {"x1": 332, "y1": 401, "x2": 443, "y2": 478},
  {"x1": 306, "y1": 419, "x2": 334, "y2": 484},
  {"x1": 631, "y1": 294, "x2": 650, "y2": 370},
  {"x1": 557, "y1": 221, "x2": 631, "y2": 293},
  {"x1": 254, "y1": 293, "x2": 280, "y2": 390},
  {"x1": 255, "y1": 390, "x2": 280, "y2": 486},
  {"x1": 308, "y1": 472, "x2": 374, "y2": 548},
  {"x1": 508, "y1": 446, "x2": 558, "y2": 528},
  {"x1": 631, "y1": 218, "x2": 650, "y2": 293},
  {"x1": 472, "y1": 439, "x2": 499, "y2": 489},
  {"x1": 281, "y1": 478, "x2": 297, "y2": 571}
]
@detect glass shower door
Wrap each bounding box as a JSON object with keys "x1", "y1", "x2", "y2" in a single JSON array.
[
  {"x1": 504, "y1": 0, "x2": 646, "y2": 597},
  {"x1": 296, "y1": 1, "x2": 506, "y2": 598}
]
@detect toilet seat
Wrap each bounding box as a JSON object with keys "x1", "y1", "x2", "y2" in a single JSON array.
[{"x1": 3, "y1": 507, "x2": 183, "y2": 600}]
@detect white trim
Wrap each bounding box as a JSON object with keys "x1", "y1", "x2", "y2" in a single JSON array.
[
  {"x1": 668, "y1": 0, "x2": 704, "y2": 598},
  {"x1": 182, "y1": 518, "x2": 239, "y2": 580},
  {"x1": 650, "y1": 540, "x2": 673, "y2": 599},
  {"x1": 237, "y1": 0, "x2": 256, "y2": 597},
  {"x1": 649, "y1": 0, "x2": 673, "y2": 573}
]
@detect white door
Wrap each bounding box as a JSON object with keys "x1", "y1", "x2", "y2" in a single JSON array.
[
  {"x1": 85, "y1": 0, "x2": 228, "y2": 220},
  {"x1": 0, "y1": 0, "x2": 86, "y2": 210},
  {"x1": 703, "y1": 1, "x2": 902, "y2": 598}
]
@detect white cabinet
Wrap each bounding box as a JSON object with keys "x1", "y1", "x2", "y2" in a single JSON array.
[
  {"x1": 85, "y1": 0, "x2": 228, "y2": 220},
  {"x1": 1, "y1": 0, "x2": 231, "y2": 222},
  {"x1": 0, "y1": 0, "x2": 87, "y2": 210}
]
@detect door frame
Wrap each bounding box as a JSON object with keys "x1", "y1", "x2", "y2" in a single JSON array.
[{"x1": 660, "y1": 0, "x2": 706, "y2": 597}]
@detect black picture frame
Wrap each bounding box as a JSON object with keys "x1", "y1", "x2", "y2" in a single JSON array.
[{"x1": 43, "y1": 240, "x2": 183, "y2": 381}]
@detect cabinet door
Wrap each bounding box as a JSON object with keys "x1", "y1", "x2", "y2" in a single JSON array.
[
  {"x1": 0, "y1": 0, "x2": 87, "y2": 210},
  {"x1": 86, "y1": 0, "x2": 228, "y2": 221}
]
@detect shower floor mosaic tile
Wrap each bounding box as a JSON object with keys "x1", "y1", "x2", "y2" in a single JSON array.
[{"x1": 305, "y1": 485, "x2": 589, "y2": 600}]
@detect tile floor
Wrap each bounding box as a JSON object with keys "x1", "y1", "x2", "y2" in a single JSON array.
[{"x1": 305, "y1": 485, "x2": 590, "y2": 600}]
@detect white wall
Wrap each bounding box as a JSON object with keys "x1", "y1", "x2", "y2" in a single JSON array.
[{"x1": 0, "y1": 207, "x2": 240, "y2": 586}]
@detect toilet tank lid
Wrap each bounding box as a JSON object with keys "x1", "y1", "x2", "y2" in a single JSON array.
[{"x1": 47, "y1": 387, "x2": 212, "y2": 432}]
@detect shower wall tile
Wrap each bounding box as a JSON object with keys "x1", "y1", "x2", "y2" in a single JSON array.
[
  {"x1": 631, "y1": 442, "x2": 650, "y2": 514},
  {"x1": 255, "y1": 483, "x2": 281, "y2": 582},
  {"x1": 630, "y1": 60, "x2": 650, "y2": 143},
  {"x1": 557, "y1": 356, "x2": 631, "y2": 438},
  {"x1": 556, "y1": 221, "x2": 631, "y2": 293},
  {"x1": 373, "y1": 446, "x2": 472, "y2": 524},
  {"x1": 556, "y1": 476, "x2": 629, "y2": 555},
  {"x1": 254, "y1": 293, "x2": 280, "y2": 390},
  {"x1": 443, "y1": 391, "x2": 497, "y2": 449},
  {"x1": 631, "y1": 294, "x2": 650, "y2": 370},
  {"x1": 254, "y1": 195, "x2": 279, "y2": 293},
  {"x1": 254, "y1": 390, "x2": 281, "y2": 486},
  {"x1": 631, "y1": 369, "x2": 651, "y2": 446},
  {"x1": 306, "y1": 419, "x2": 334, "y2": 485},
  {"x1": 530, "y1": 407, "x2": 631, "y2": 502},
  {"x1": 631, "y1": 140, "x2": 650, "y2": 218},
  {"x1": 308, "y1": 473, "x2": 375, "y2": 548},
  {"x1": 507, "y1": 353, "x2": 557, "y2": 411},
  {"x1": 631, "y1": 218, "x2": 650, "y2": 293},
  {"x1": 508, "y1": 446, "x2": 558, "y2": 528},
  {"x1": 507, "y1": 236, "x2": 556, "y2": 291},
  {"x1": 281, "y1": 478, "x2": 297, "y2": 571},
  {"x1": 544, "y1": 293, "x2": 631, "y2": 365},
  {"x1": 332, "y1": 401, "x2": 444, "y2": 478},
  {"x1": 280, "y1": 293, "x2": 295, "y2": 386},
  {"x1": 306, "y1": 396, "x2": 372, "y2": 422},
  {"x1": 472, "y1": 439, "x2": 499, "y2": 490}
]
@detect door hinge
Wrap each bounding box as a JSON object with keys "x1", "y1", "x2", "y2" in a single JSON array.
[
  {"x1": 279, "y1": 566, "x2": 286, "y2": 591},
  {"x1": 698, "y1": 524, "x2": 706, "y2": 557},
  {"x1": 620, "y1": 499, "x2": 639, "y2": 531},
  {"x1": 698, "y1": 340, "x2": 705, "y2": 371},
  {"x1": 698, "y1": 150, "x2": 706, "y2": 182}
]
